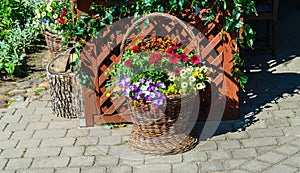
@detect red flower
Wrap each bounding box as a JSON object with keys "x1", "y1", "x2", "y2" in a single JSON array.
[
  {"x1": 166, "y1": 48, "x2": 173, "y2": 54},
  {"x1": 179, "y1": 53, "x2": 189, "y2": 62},
  {"x1": 168, "y1": 53, "x2": 179, "y2": 65},
  {"x1": 61, "y1": 8, "x2": 68, "y2": 15},
  {"x1": 58, "y1": 17, "x2": 66, "y2": 24},
  {"x1": 190, "y1": 55, "x2": 201, "y2": 65},
  {"x1": 125, "y1": 59, "x2": 133, "y2": 67},
  {"x1": 173, "y1": 67, "x2": 181, "y2": 76},
  {"x1": 149, "y1": 53, "x2": 162, "y2": 64},
  {"x1": 132, "y1": 46, "x2": 140, "y2": 53}
]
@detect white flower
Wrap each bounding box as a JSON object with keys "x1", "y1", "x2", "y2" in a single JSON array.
[
  {"x1": 169, "y1": 74, "x2": 175, "y2": 81},
  {"x1": 41, "y1": 12, "x2": 47, "y2": 17},
  {"x1": 180, "y1": 69, "x2": 187, "y2": 77},
  {"x1": 200, "y1": 66, "x2": 208, "y2": 73},
  {"x1": 35, "y1": 9, "x2": 40, "y2": 14},
  {"x1": 141, "y1": 86, "x2": 148, "y2": 91},
  {"x1": 53, "y1": 13, "x2": 58, "y2": 19},
  {"x1": 189, "y1": 76, "x2": 196, "y2": 82},
  {"x1": 46, "y1": 6, "x2": 53, "y2": 12},
  {"x1": 185, "y1": 66, "x2": 193, "y2": 73},
  {"x1": 181, "y1": 82, "x2": 188, "y2": 89},
  {"x1": 36, "y1": 13, "x2": 41, "y2": 19},
  {"x1": 196, "y1": 83, "x2": 206, "y2": 90}
]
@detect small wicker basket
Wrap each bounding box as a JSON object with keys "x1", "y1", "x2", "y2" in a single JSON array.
[
  {"x1": 119, "y1": 12, "x2": 200, "y2": 155},
  {"x1": 43, "y1": 30, "x2": 63, "y2": 58}
]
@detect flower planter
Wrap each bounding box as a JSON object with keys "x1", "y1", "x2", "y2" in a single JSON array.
[
  {"x1": 43, "y1": 31, "x2": 63, "y2": 58},
  {"x1": 76, "y1": 1, "x2": 240, "y2": 126},
  {"x1": 46, "y1": 49, "x2": 82, "y2": 118}
]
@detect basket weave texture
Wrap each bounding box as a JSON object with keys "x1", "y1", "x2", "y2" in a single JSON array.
[
  {"x1": 120, "y1": 12, "x2": 200, "y2": 155},
  {"x1": 43, "y1": 31, "x2": 63, "y2": 58}
]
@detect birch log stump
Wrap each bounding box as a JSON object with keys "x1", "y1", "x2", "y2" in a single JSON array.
[{"x1": 46, "y1": 50, "x2": 81, "y2": 119}]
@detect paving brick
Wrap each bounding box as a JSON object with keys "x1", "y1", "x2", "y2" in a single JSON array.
[
  {"x1": 40, "y1": 138, "x2": 75, "y2": 147},
  {"x1": 111, "y1": 127, "x2": 132, "y2": 136},
  {"x1": 257, "y1": 146, "x2": 277, "y2": 155},
  {"x1": 74, "y1": 137, "x2": 98, "y2": 146},
  {"x1": 19, "y1": 114, "x2": 41, "y2": 123},
  {"x1": 255, "y1": 111, "x2": 273, "y2": 119},
  {"x1": 39, "y1": 114, "x2": 61, "y2": 122},
  {"x1": 145, "y1": 155, "x2": 182, "y2": 164},
  {"x1": 0, "y1": 123, "x2": 7, "y2": 131},
  {"x1": 289, "y1": 117, "x2": 300, "y2": 126},
  {"x1": 207, "y1": 150, "x2": 232, "y2": 160},
  {"x1": 84, "y1": 145, "x2": 109, "y2": 156},
  {"x1": 16, "y1": 139, "x2": 41, "y2": 149},
  {"x1": 0, "y1": 131, "x2": 12, "y2": 141},
  {"x1": 232, "y1": 148, "x2": 257, "y2": 159},
  {"x1": 271, "y1": 110, "x2": 295, "y2": 119},
  {"x1": 26, "y1": 122, "x2": 48, "y2": 131},
  {"x1": 279, "y1": 102, "x2": 300, "y2": 109},
  {"x1": 0, "y1": 108, "x2": 16, "y2": 116},
  {"x1": 31, "y1": 157, "x2": 70, "y2": 168},
  {"x1": 210, "y1": 135, "x2": 226, "y2": 141},
  {"x1": 290, "y1": 138, "x2": 300, "y2": 147},
  {"x1": 107, "y1": 166, "x2": 132, "y2": 173},
  {"x1": 54, "y1": 168, "x2": 80, "y2": 173},
  {"x1": 198, "y1": 161, "x2": 224, "y2": 172},
  {"x1": 282, "y1": 155, "x2": 300, "y2": 166},
  {"x1": 133, "y1": 164, "x2": 171, "y2": 173},
  {"x1": 241, "y1": 138, "x2": 277, "y2": 148},
  {"x1": 195, "y1": 141, "x2": 217, "y2": 151},
  {"x1": 283, "y1": 126, "x2": 300, "y2": 137},
  {"x1": 265, "y1": 118, "x2": 290, "y2": 127},
  {"x1": 34, "y1": 108, "x2": 52, "y2": 115},
  {"x1": 27, "y1": 101, "x2": 48, "y2": 109},
  {"x1": 95, "y1": 156, "x2": 119, "y2": 166},
  {"x1": 11, "y1": 131, "x2": 34, "y2": 140},
  {"x1": 5, "y1": 158, "x2": 32, "y2": 170},
  {"x1": 226, "y1": 131, "x2": 249, "y2": 140},
  {"x1": 120, "y1": 152, "x2": 145, "y2": 166},
  {"x1": 0, "y1": 159, "x2": 8, "y2": 169},
  {"x1": 274, "y1": 145, "x2": 300, "y2": 156},
  {"x1": 223, "y1": 159, "x2": 247, "y2": 170},
  {"x1": 24, "y1": 147, "x2": 61, "y2": 158},
  {"x1": 239, "y1": 160, "x2": 270, "y2": 172},
  {"x1": 0, "y1": 140, "x2": 18, "y2": 149},
  {"x1": 33, "y1": 130, "x2": 67, "y2": 139},
  {"x1": 182, "y1": 150, "x2": 207, "y2": 162},
  {"x1": 0, "y1": 115, "x2": 22, "y2": 123},
  {"x1": 14, "y1": 108, "x2": 35, "y2": 116},
  {"x1": 48, "y1": 121, "x2": 78, "y2": 129},
  {"x1": 0, "y1": 170, "x2": 16, "y2": 173},
  {"x1": 5, "y1": 123, "x2": 27, "y2": 132},
  {"x1": 172, "y1": 163, "x2": 198, "y2": 173},
  {"x1": 80, "y1": 167, "x2": 107, "y2": 173},
  {"x1": 66, "y1": 128, "x2": 89, "y2": 137},
  {"x1": 16, "y1": 168, "x2": 54, "y2": 173},
  {"x1": 69, "y1": 156, "x2": 95, "y2": 167},
  {"x1": 217, "y1": 140, "x2": 241, "y2": 150},
  {"x1": 98, "y1": 136, "x2": 122, "y2": 146},
  {"x1": 246, "y1": 120, "x2": 267, "y2": 129},
  {"x1": 265, "y1": 164, "x2": 298, "y2": 173},
  {"x1": 60, "y1": 146, "x2": 84, "y2": 157},
  {"x1": 0, "y1": 148, "x2": 25, "y2": 158},
  {"x1": 89, "y1": 128, "x2": 111, "y2": 137},
  {"x1": 276, "y1": 136, "x2": 298, "y2": 145},
  {"x1": 248, "y1": 128, "x2": 284, "y2": 138},
  {"x1": 9, "y1": 102, "x2": 29, "y2": 109},
  {"x1": 257, "y1": 152, "x2": 286, "y2": 164}
]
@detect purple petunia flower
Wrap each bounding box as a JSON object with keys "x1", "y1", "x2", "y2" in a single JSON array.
[
  {"x1": 139, "y1": 78, "x2": 145, "y2": 84},
  {"x1": 145, "y1": 95, "x2": 151, "y2": 101},
  {"x1": 146, "y1": 78, "x2": 152, "y2": 85}
]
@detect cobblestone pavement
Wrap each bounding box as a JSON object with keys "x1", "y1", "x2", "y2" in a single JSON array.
[{"x1": 1, "y1": 2, "x2": 300, "y2": 173}]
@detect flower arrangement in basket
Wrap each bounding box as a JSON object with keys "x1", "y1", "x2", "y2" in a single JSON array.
[
  {"x1": 106, "y1": 13, "x2": 211, "y2": 155},
  {"x1": 33, "y1": 0, "x2": 74, "y2": 56}
]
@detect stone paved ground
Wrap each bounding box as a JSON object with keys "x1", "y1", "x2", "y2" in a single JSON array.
[{"x1": 1, "y1": 1, "x2": 300, "y2": 173}]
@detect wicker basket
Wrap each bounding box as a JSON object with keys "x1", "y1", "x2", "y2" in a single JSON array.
[
  {"x1": 46, "y1": 49, "x2": 81, "y2": 119},
  {"x1": 43, "y1": 31, "x2": 63, "y2": 58},
  {"x1": 120, "y1": 13, "x2": 201, "y2": 155}
]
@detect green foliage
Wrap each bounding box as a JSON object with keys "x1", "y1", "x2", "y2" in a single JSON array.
[
  {"x1": 0, "y1": 0, "x2": 33, "y2": 40},
  {"x1": 0, "y1": 22, "x2": 40, "y2": 75},
  {"x1": 73, "y1": 0, "x2": 257, "y2": 90}
]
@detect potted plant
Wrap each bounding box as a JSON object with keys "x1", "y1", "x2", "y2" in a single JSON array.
[
  {"x1": 33, "y1": 0, "x2": 75, "y2": 57},
  {"x1": 106, "y1": 13, "x2": 211, "y2": 155}
]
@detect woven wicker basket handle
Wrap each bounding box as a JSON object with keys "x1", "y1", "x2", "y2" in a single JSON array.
[{"x1": 120, "y1": 12, "x2": 200, "y2": 57}]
